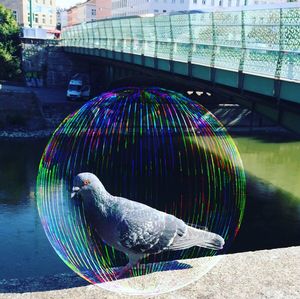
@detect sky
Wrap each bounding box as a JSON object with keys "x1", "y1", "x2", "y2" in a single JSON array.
[{"x1": 57, "y1": 0, "x2": 85, "y2": 9}]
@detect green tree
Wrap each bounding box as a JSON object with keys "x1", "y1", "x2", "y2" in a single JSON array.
[{"x1": 0, "y1": 4, "x2": 21, "y2": 80}]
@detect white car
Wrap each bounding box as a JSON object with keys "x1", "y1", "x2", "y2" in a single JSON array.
[{"x1": 67, "y1": 74, "x2": 91, "y2": 101}]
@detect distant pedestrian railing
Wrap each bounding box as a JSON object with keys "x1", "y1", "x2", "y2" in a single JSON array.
[
  {"x1": 21, "y1": 38, "x2": 59, "y2": 46},
  {"x1": 61, "y1": 7, "x2": 300, "y2": 82}
]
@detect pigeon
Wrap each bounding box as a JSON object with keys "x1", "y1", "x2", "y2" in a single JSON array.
[{"x1": 71, "y1": 172, "x2": 225, "y2": 278}]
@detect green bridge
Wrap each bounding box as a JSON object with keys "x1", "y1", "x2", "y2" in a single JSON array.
[{"x1": 61, "y1": 6, "x2": 300, "y2": 134}]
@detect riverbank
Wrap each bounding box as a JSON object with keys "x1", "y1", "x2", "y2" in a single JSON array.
[
  {"x1": 0, "y1": 129, "x2": 54, "y2": 139},
  {"x1": 0, "y1": 104, "x2": 291, "y2": 140},
  {"x1": 0, "y1": 246, "x2": 299, "y2": 298},
  {"x1": 0, "y1": 85, "x2": 82, "y2": 138},
  {"x1": 0, "y1": 84, "x2": 295, "y2": 140},
  {"x1": 0, "y1": 126, "x2": 292, "y2": 139}
]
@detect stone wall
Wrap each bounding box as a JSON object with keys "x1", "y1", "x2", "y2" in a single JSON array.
[
  {"x1": 0, "y1": 90, "x2": 45, "y2": 130},
  {"x1": 22, "y1": 42, "x2": 48, "y2": 88},
  {"x1": 46, "y1": 47, "x2": 74, "y2": 88},
  {"x1": 46, "y1": 47, "x2": 89, "y2": 88},
  {"x1": 22, "y1": 42, "x2": 91, "y2": 88}
]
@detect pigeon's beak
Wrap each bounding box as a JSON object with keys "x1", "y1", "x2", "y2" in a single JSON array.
[{"x1": 71, "y1": 186, "x2": 80, "y2": 199}]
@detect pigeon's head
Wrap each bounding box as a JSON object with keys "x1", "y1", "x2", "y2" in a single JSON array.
[{"x1": 71, "y1": 172, "x2": 106, "y2": 201}]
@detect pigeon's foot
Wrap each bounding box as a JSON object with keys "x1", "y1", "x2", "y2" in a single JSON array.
[
  {"x1": 115, "y1": 261, "x2": 141, "y2": 279},
  {"x1": 114, "y1": 264, "x2": 132, "y2": 279}
]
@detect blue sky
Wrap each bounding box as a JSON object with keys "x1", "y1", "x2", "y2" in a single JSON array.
[{"x1": 57, "y1": 0, "x2": 85, "y2": 9}]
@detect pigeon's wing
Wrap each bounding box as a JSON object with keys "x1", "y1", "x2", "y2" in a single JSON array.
[{"x1": 116, "y1": 201, "x2": 187, "y2": 255}]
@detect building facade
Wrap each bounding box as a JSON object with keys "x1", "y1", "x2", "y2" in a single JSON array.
[
  {"x1": 67, "y1": 0, "x2": 97, "y2": 26},
  {"x1": 111, "y1": 0, "x2": 189, "y2": 17},
  {"x1": 0, "y1": 0, "x2": 24, "y2": 24},
  {"x1": 111, "y1": 0, "x2": 299, "y2": 17},
  {"x1": 57, "y1": 8, "x2": 68, "y2": 28},
  {"x1": 0, "y1": 0, "x2": 57, "y2": 30},
  {"x1": 96, "y1": 0, "x2": 112, "y2": 19}
]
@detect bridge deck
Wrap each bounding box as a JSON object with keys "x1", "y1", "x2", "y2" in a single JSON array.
[{"x1": 61, "y1": 6, "x2": 300, "y2": 104}]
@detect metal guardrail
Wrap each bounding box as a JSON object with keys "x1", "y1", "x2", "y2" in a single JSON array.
[
  {"x1": 21, "y1": 37, "x2": 60, "y2": 46},
  {"x1": 61, "y1": 7, "x2": 300, "y2": 83}
]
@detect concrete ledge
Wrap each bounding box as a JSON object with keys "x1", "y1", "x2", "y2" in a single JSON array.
[{"x1": 0, "y1": 246, "x2": 299, "y2": 298}]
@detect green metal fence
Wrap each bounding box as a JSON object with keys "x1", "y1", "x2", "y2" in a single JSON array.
[{"x1": 61, "y1": 7, "x2": 300, "y2": 82}]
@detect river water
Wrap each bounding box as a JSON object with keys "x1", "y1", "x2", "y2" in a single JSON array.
[{"x1": 0, "y1": 134, "x2": 299, "y2": 279}]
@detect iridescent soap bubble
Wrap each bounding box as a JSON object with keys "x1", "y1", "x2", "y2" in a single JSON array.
[{"x1": 36, "y1": 87, "x2": 246, "y2": 296}]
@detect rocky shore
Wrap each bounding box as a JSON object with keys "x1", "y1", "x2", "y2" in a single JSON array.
[
  {"x1": 0, "y1": 86, "x2": 290, "y2": 140},
  {"x1": 0, "y1": 129, "x2": 54, "y2": 139},
  {"x1": 0, "y1": 87, "x2": 83, "y2": 139},
  {"x1": 0, "y1": 126, "x2": 289, "y2": 140},
  {"x1": 0, "y1": 104, "x2": 288, "y2": 140}
]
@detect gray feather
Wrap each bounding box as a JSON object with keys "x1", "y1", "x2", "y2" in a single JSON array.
[{"x1": 116, "y1": 202, "x2": 187, "y2": 254}]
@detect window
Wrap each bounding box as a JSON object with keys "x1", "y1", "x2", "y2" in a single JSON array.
[
  {"x1": 228, "y1": 0, "x2": 232, "y2": 6},
  {"x1": 28, "y1": 13, "x2": 34, "y2": 23},
  {"x1": 193, "y1": 0, "x2": 197, "y2": 3},
  {"x1": 42, "y1": 14, "x2": 46, "y2": 23},
  {"x1": 92, "y1": 9, "x2": 96, "y2": 16},
  {"x1": 34, "y1": 13, "x2": 39, "y2": 23},
  {"x1": 12, "y1": 10, "x2": 17, "y2": 21},
  {"x1": 219, "y1": 0, "x2": 222, "y2": 6},
  {"x1": 49, "y1": 14, "x2": 53, "y2": 24},
  {"x1": 202, "y1": 0, "x2": 206, "y2": 4}
]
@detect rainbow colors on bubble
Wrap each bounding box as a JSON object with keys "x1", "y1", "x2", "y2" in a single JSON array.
[{"x1": 36, "y1": 87, "x2": 246, "y2": 295}]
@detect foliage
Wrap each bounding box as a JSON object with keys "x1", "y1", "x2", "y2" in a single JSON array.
[{"x1": 0, "y1": 4, "x2": 21, "y2": 80}]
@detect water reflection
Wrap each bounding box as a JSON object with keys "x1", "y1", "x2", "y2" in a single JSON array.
[
  {"x1": 231, "y1": 134, "x2": 300, "y2": 252},
  {"x1": 0, "y1": 134, "x2": 299, "y2": 279},
  {"x1": 0, "y1": 139, "x2": 71, "y2": 279},
  {"x1": 234, "y1": 135, "x2": 300, "y2": 200}
]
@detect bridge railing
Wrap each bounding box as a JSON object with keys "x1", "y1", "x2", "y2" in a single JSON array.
[{"x1": 61, "y1": 7, "x2": 300, "y2": 83}]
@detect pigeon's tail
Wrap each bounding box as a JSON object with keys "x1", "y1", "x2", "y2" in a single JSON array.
[{"x1": 169, "y1": 225, "x2": 224, "y2": 251}]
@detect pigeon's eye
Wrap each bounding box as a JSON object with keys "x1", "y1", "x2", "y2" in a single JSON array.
[{"x1": 83, "y1": 180, "x2": 90, "y2": 186}]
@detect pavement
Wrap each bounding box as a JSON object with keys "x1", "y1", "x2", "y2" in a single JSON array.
[{"x1": 0, "y1": 246, "x2": 299, "y2": 299}]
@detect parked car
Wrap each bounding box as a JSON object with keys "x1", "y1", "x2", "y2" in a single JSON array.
[{"x1": 67, "y1": 73, "x2": 91, "y2": 101}]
